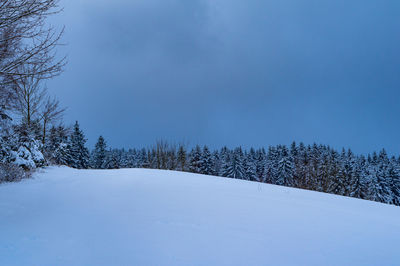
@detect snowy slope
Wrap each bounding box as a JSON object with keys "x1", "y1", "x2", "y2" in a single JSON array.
[{"x1": 0, "y1": 167, "x2": 399, "y2": 266}]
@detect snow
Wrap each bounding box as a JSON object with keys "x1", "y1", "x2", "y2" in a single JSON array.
[
  {"x1": 1, "y1": 167, "x2": 399, "y2": 266},
  {"x1": 10, "y1": 146, "x2": 36, "y2": 169}
]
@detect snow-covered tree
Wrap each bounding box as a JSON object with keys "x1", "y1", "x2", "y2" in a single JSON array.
[
  {"x1": 67, "y1": 121, "x2": 89, "y2": 169},
  {"x1": 200, "y1": 146, "x2": 213, "y2": 175},
  {"x1": 104, "y1": 149, "x2": 120, "y2": 169},
  {"x1": 91, "y1": 136, "x2": 107, "y2": 169},
  {"x1": 222, "y1": 147, "x2": 244, "y2": 179},
  {"x1": 276, "y1": 146, "x2": 294, "y2": 186},
  {"x1": 243, "y1": 148, "x2": 257, "y2": 181},
  {"x1": 255, "y1": 148, "x2": 266, "y2": 182},
  {"x1": 189, "y1": 145, "x2": 202, "y2": 173},
  {"x1": 177, "y1": 145, "x2": 187, "y2": 171}
]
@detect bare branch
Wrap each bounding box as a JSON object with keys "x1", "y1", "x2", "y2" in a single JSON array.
[{"x1": 0, "y1": 0, "x2": 65, "y2": 88}]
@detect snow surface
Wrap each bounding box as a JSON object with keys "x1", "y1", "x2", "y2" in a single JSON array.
[{"x1": 1, "y1": 167, "x2": 400, "y2": 266}]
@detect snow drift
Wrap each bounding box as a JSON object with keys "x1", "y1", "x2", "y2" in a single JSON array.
[{"x1": 0, "y1": 167, "x2": 399, "y2": 265}]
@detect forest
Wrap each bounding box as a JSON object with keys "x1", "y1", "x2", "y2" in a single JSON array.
[{"x1": 4, "y1": 119, "x2": 399, "y2": 207}]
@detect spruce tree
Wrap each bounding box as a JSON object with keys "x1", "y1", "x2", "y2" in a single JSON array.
[
  {"x1": 244, "y1": 148, "x2": 257, "y2": 181},
  {"x1": 255, "y1": 148, "x2": 266, "y2": 182},
  {"x1": 189, "y1": 145, "x2": 202, "y2": 173},
  {"x1": 375, "y1": 149, "x2": 392, "y2": 203},
  {"x1": 200, "y1": 145, "x2": 213, "y2": 175},
  {"x1": 67, "y1": 121, "x2": 89, "y2": 169},
  {"x1": 92, "y1": 136, "x2": 107, "y2": 169},
  {"x1": 222, "y1": 147, "x2": 244, "y2": 179},
  {"x1": 211, "y1": 150, "x2": 221, "y2": 176},
  {"x1": 387, "y1": 163, "x2": 400, "y2": 205},
  {"x1": 167, "y1": 149, "x2": 177, "y2": 170},
  {"x1": 105, "y1": 149, "x2": 120, "y2": 169},
  {"x1": 277, "y1": 146, "x2": 294, "y2": 186},
  {"x1": 219, "y1": 147, "x2": 230, "y2": 177},
  {"x1": 177, "y1": 145, "x2": 187, "y2": 171},
  {"x1": 139, "y1": 148, "x2": 149, "y2": 168},
  {"x1": 53, "y1": 126, "x2": 70, "y2": 165},
  {"x1": 266, "y1": 146, "x2": 279, "y2": 184}
]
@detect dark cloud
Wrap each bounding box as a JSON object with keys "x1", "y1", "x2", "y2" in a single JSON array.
[{"x1": 48, "y1": 0, "x2": 400, "y2": 154}]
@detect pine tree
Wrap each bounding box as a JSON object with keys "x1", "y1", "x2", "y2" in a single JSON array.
[
  {"x1": 244, "y1": 148, "x2": 257, "y2": 181},
  {"x1": 50, "y1": 125, "x2": 70, "y2": 165},
  {"x1": 167, "y1": 149, "x2": 177, "y2": 170},
  {"x1": 318, "y1": 150, "x2": 330, "y2": 192},
  {"x1": 387, "y1": 162, "x2": 400, "y2": 206},
  {"x1": 375, "y1": 149, "x2": 392, "y2": 203},
  {"x1": 177, "y1": 145, "x2": 187, "y2": 171},
  {"x1": 139, "y1": 148, "x2": 149, "y2": 168},
  {"x1": 67, "y1": 121, "x2": 89, "y2": 169},
  {"x1": 296, "y1": 142, "x2": 308, "y2": 188},
  {"x1": 265, "y1": 146, "x2": 279, "y2": 184},
  {"x1": 255, "y1": 148, "x2": 266, "y2": 182},
  {"x1": 342, "y1": 149, "x2": 357, "y2": 197},
  {"x1": 222, "y1": 147, "x2": 244, "y2": 179},
  {"x1": 189, "y1": 145, "x2": 202, "y2": 173},
  {"x1": 218, "y1": 147, "x2": 230, "y2": 177},
  {"x1": 329, "y1": 149, "x2": 347, "y2": 196},
  {"x1": 55, "y1": 141, "x2": 70, "y2": 166},
  {"x1": 351, "y1": 156, "x2": 369, "y2": 199},
  {"x1": 276, "y1": 146, "x2": 294, "y2": 186},
  {"x1": 104, "y1": 149, "x2": 121, "y2": 169},
  {"x1": 44, "y1": 126, "x2": 57, "y2": 163},
  {"x1": 200, "y1": 145, "x2": 213, "y2": 175},
  {"x1": 119, "y1": 148, "x2": 130, "y2": 168},
  {"x1": 211, "y1": 150, "x2": 221, "y2": 176},
  {"x1": 91, "y1": 136, "x2": 107, "y2": 169}
]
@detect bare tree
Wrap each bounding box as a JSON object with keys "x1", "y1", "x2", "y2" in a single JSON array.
[
  {"x1": 0, "y1": 0, "x2": 65, "y2": 89},
  {"x1": 8, "y1": 64, "x2": 47, "y2": 126},
  {"x1": 39, "y1": 96, "x2": 65, "y2": 144},
  {"x1": 7, "y1": 62, "x2": 65, "y2": 144}
]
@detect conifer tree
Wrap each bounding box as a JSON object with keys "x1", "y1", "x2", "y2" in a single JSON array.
[
  {"x1": 200, "y1": 145, "x2": 213, "y2": 175},
  {"x1": 139, "y1": 148, "x2": 149, "y2": 168},
  {"x1": 211, "y1": 150, "x2": 221, "y2": 176},
  {"x1": 51, "y1": 126, "x2": 70, "y2": 165},
  {"x1": 255, "y1": 148, "x2": 266, "y2": 182},
  {"x1": 167, "y1": 149, "x2": 177, "y2": 170},
  {"x1": 105, "y1": 149, "x2": 120, "y2": 169},
  {"x1": 375, "y1": 149, "x2": 392, "y2": 203},
  {"x1": 92, "y1": 136, "x2": 107, "y2": 169},
  {"x1": 218, "y1": 147, "x2": 230, "y2": 176},
  {"x1": 189, "y1": 145, "x2": 202, "y2": 173},
  {"x1": 222, "y1": 147, "x2": 244, "y2": 179},
  {"x1": 244, "y1": 148, "x2": 257, "y2": 181},
  {"x1": 266, "y1": 146, "x2": 279, "y2": 184},
  {"x1": 387, "y1": 163, "x2": 400, "y2": 205},
  {"x1": 277, "y1": 146, "x2": 294, "y2": 186},
  {"x1": 67, "y1": 121, "x2": 89, "y2": 169}
]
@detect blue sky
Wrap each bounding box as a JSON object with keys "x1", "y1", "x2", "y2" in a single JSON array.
[{"x1": 48, "y1": 0, "x2": 400, "y2": 154}]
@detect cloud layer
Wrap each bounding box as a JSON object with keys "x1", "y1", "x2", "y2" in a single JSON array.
[{"x1": 48, "y1": 0, "x2": 400, "y2": 154}]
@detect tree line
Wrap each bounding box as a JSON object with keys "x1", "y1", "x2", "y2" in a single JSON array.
[
  {"x1": 39, "y1": 125, "x2": 400, "y2": 207},
  {"x1": 2, "y1": 113, "x2": 400, "y2": 207}
]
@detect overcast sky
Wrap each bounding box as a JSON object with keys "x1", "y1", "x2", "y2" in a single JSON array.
[{"x1": 48, "y1": 0, "x2": 400, "y2": 154}]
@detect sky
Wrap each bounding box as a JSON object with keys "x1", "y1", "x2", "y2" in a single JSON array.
[{"x1": 47, "y1": 0, "x2": 400, "y2": 154}]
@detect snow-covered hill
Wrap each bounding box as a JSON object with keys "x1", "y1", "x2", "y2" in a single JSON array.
[{"x1": 0, "y1": 167, "x2": 399, "y2": 266}]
